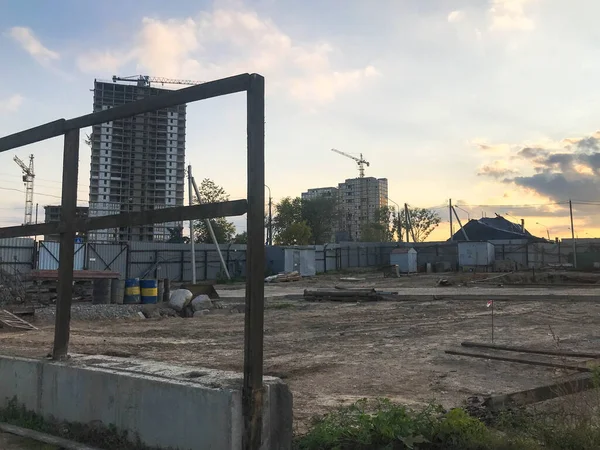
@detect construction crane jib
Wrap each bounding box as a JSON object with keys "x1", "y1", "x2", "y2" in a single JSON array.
[
  {"x1": 13, "y1": 155, "x2": 34, "y2": 225},
  {"x1": 331, "y1": 148, "x2": 370, "y2": 178},
  {"x1": 111, "y1": 75, "x2": 204, "y2": 87}
]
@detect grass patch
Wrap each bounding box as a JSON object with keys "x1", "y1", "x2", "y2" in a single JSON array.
[
  {"x1": 267, "y1": 302, "x2": 297, "y2": 310},
  {"x1": 295, "y1": 398, "x2": 600, "y2": 450},
  {"x1": 0, "y1": 398, "x2": 166, "y2": 450}
]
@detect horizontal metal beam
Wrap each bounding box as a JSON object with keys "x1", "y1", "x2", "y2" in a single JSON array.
[
  {"x1": 0, "y1": 200, "x2": 247, "y2": 239},
  {"x1": 0, "y1": 74, "x2": 251, "y2": 152}
]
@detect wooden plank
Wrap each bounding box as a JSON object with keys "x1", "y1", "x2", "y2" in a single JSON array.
[
  {"x1": 0, "y1": 119, "x2": 66, "y2": 152},
  {"x1": 484, "y1": 373, "x2": 596, "y2": 410},
  {"x1": 243, "y1": 73, "x2": 265, "y2": 450},
  {"x1": 461, "y1": 341, "x2": 600, "y2": 359},
  {"x1": 0, "y1": 200, "x2": 248, "y2": 239},
  {"x1": 0, "y1": 310, "x2": 37, "y2": 330},
  {"x1": 52, "y1": 129, "x2": 79, "y2": 360},
  {"x1": 0, "y1": 75, "x2": 250, "y2": 152},
  {"x1": 445, "y1": 349, "x2": 591, "y2": 372}
]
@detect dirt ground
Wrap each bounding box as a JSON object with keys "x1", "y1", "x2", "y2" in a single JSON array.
[
  {"x1": 0, "y1": 432, "x2": 57, "y2": 450},
  {"x1": 2, "y1": 271, "x2": 600, "y2": 430}
]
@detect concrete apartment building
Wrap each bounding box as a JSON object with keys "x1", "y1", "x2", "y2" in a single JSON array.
[
  {"x1": 301, "y1": 187, "x2": 338, "y2": 201},
  {"x1": 43, "y1": 205, "x2": 89, "y2": 241},
  {"x1": 88, "y1": 80, "x2": 186, "y2": 242},
  {"x1": 302, "y1": 177, "x2": 388, "y2": 241}
]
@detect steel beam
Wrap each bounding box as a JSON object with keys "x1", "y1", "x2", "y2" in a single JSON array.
[
  {"x1": 243, "y1": 73, "x2": 265, "y2": 450},
  {"x1": 52, "y1": 129, "x2": 79, "y2": 360},
  {"x1": 0, "y1": 200, "x2": 247, "y2": 239},
  {"x1": 0, "y1": 74, "x2": 251, "y2": 152}
]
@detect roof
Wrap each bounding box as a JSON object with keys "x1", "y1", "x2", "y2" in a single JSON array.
[
  {"x1": 450, "y1": 216, "x2": 543, "y2": 242},
  {"x1": 391, "y1": 248, "x2": 416, "y2": 254}
]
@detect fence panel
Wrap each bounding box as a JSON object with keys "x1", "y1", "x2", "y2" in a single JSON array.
[
  {"x1": 0, "y1": 238, "x2": 35, "y2": 275},
  {"x1": 38, "y1": 241, "x2": 85, "y2": 270}
]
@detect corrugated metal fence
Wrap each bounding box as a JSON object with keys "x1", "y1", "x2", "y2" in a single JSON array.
[{"x1": 3, "y1": 238, "x2": 600, "y2": 280}]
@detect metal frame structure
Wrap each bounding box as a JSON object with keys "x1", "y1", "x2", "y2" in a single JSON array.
[{"x1": 0, "y1": 73, "x2": 265, "y2": 450}]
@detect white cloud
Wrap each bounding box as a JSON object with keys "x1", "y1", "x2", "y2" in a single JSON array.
[
  {"x1": 448, "y1": 11, "x2": 465, "y2": 23},
  {"x1": 0, "y1": 94, "x2": 24, "y2": 113},
  {"x1": 6, "y1": 27, "x2": 60, "y2": 64},
  {"x1": 79, "y1": 7, "x2": 378, "y2": 105},
  {"x1": 489, "y1": 0, "x2": 535, "y2": 31}
]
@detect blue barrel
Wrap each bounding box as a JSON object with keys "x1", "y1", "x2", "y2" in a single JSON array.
[
  {"x1": 140, "y1": 279, "x2": 158, "y2": 304},
  {"x1": 124, "y1": 278, "x2": 140, "y2": 304}
]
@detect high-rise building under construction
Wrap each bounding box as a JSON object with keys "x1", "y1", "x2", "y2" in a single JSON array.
[{"x1": 88, "y1": 79, "x2": 186, "y2": 241}]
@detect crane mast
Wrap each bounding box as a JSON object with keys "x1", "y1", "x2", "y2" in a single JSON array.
[
  {"x1": 331, "y1": 148, "x2": 370, "y2": 178},
  {"x1": 111, "y1": 75, "x2": 203, "y2": 87},
  {"x1": 14, "y1": 155, "x2": 34, "y2": 225}
]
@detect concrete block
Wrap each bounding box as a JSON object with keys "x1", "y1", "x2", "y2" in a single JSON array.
[{"x1": 0, "y1": 354, "x2": 292, "y2": 450}]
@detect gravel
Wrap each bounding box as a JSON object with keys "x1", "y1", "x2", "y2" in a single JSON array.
[{"x1": 34, "y1": 303, "x2": 144, "y2": 322}]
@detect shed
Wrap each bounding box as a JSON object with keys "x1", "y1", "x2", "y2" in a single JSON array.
[
  {"x1": 389, "y1": 248, "x2": 417, "y2": 273},
  {"x1": 265, "y1": 247, "x2": 316, "y2": 277},
  {"x1": 458, "y1": 242, "x2": 495, "y2": 271}
]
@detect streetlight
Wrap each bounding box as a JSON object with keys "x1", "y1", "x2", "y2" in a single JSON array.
[
  {"x1": 264, "y1": 184, "x2": 272, "y2": 246},
  {"x1": 454, "y1": 205, "x2": 471, "y2": 221},
  {"x1": 536, "y1": 222, "x2": 551, "y2": 240}
]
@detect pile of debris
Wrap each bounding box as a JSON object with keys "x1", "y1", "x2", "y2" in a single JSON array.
[
  {"x1": 265, "y1": 271, "x2": 301, "y2": 283},
  {"x1": 0, "y1": 269, "x2": 27, "y2": 306},
  {"x1": 304, "y1": 288, "x2": 387, "y2": 302},
  {"x1": 140, "y1": 289, "x2": 223, "y2": 319}
]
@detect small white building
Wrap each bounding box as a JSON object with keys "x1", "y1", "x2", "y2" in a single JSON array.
[
  {"x1": 458, "y1": 242, "x2": 495, "y2": 272},
  {"x1": 389, "y1": 248, "x2": 418, "y2": 273}
]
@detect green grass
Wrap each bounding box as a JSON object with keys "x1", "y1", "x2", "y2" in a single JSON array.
[{"x1": 294, "y1": 398, "x2": 600, "y2": 450}]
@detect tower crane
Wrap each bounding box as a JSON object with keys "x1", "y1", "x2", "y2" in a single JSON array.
[
  {"x1": 111, "y1": 75, "x2": 203, "y2": 88},
  {"x1": 13, "y1": 155, "x2": 34, "y2": 225},
  {"x1": 331, "y1": 148, "x2": 370, "y2": 178}
]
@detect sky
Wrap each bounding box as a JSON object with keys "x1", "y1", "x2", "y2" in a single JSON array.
[{"x1": 2, "y1": 0, "x2": 600, "y2": 241}]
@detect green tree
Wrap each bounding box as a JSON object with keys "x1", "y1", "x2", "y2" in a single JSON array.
[
  {"x1": 232, "y1": 231, "x2": 247, "y2": 244},
  {"x1": 275, "y1": 221, "x2": 312, "y2": 245},
  {"x1": 193, "y1": 178, "x2": 236, "y2": 243},
  {"x1": 361, "y1": 206, "x2": 394, "y2": 242},
  {"x1": 166, "y1": 226, "x2": 190, "y2": 243},
  {"x1": 301, "y1": 196, "x2": 339, "y2": 244},
  {"x1": 396, "y1": 207, "x2": 441, "y2": 242}
]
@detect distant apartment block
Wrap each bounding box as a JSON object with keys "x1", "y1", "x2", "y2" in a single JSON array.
[
  {"x1": 88, "y1": 80, "x2": 186, "y2": 242},
  {"x1": 302, "y1": 177, "x2": 388, "y2": 241},
  {"x1": 301, "y1": 187, "x2": 338, "y2": 201},
  {"x1": 43, "y1": 205, "x2": 89, "y2": 241}
]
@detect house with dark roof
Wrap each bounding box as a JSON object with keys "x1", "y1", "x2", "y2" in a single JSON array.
[{"x1": 449, "y1": 215, "x2": 544, "y2": 242}]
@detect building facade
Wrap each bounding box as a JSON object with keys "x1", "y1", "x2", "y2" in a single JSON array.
[
  {"x1": 300, "y1": 187, "x2": 338, "y2": 201},
  {"x1": 43, "y1": 205, "x2": 89, "y2": 241},
  {"x1": 88, "y1": 80, "x2": 186, "y2": 242},
  {"x1": 337, "y1": 177, "x2": 388, "y2": 241}
]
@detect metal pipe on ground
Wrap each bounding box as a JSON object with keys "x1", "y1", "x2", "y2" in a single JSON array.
[{"x1": 461, "y1": 341, "x2": 600, "y2": 359}]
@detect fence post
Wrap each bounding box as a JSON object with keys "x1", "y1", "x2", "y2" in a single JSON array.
[
  {"x1": 204, "y1": 249, "x2": 208, "y2": 280},
  {"x1": 180, "y1": 250, "x2": 185, "y2": 282},
  {"x1": 52, "y1": 128, "x2": 80, "y2": 360}
]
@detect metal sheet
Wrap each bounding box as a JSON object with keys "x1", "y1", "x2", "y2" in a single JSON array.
[
  {"x1": 38, "y1": 241, "x2": 85, "y2": 270},
  {"x1": 0, "y1": 237, "x2": 35, "y2": 274}
]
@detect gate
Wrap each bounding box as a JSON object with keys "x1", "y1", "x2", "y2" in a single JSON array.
[{"x1": 38, "y1": 241, "x2": 85, "y2": 270}]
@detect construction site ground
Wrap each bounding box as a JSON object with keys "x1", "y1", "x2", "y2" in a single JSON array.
[{"x1": 2, "y1": 270, "x2": 600, "y2": 430}]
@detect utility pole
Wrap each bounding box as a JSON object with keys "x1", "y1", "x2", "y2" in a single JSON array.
[
  {"x1": 188, "y1": 166, "x2": 196, "y2": 284},
  {"x1": 449, "y1": 199, "x2": 453, "y2": 240},
  {"x1": 569, "y1": 199, "x2": 577, "y2": 269},
  {"x1": 404, "y1": 203, "x2": 411, "y2": 242},
  {"x1": 265, "y1": 184, "x2": 272, "y2": 245}
]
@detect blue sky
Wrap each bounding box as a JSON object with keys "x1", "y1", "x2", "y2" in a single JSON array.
[{"x1": 2, "y1": 0, "x2": 600, "y2": 239}]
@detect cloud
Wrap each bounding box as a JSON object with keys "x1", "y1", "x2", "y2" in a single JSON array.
[
  {"x1": 0, "y1": 94, "x2": 24, "y2": 113},
  {"x1": 79, "y1": 7, "x2": 378, "y2": 105},
  {"x1": 448, "y1": 11, "x2": 466, "y2": 23},
  {"x1": 489, "y1": 0, "x2": 535, "y2": 31},
  {"x1": 477, "y1": 162, "x2": 518, "y2": 178},
  {"x1": 6, "y1": 27, "x2": 59, "y2": 64},
  {"x1": 470, "y1": 138, "x2": 512, "y2": 153}
]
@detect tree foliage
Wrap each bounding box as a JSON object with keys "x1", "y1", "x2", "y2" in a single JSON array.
[
  {"x1": 275, "y1": 221, "x2": 312, "y2": 245},
  {"x1": 396, "y1": 207, "x2": 441, "y2": 242},
  {"x1": 166, "y1": 226, "x2": 190, "y2": 243},
  {"x1": 232, "y1": 231, "x2": 248, "y2": 244},
  {"x1": 361, "y1": 206, "x2": 394, "y2": 242},
  {"x1": 273, "y1": 196, "x2": 337, "y2": 245},
  {"x1": 193, "y1": 178, "x2": 236, "y2": 243}
]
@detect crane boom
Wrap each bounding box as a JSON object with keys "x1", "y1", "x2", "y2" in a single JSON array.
[
  {"x1": 331, "y1": 148, "x2": 370, "y2": 178},
  {"x1": 112, "y1": 75, "x2": 203, "y2": 87},
  {"x1": 13, "y1": 156, "x2": 29, "y2": 174}
]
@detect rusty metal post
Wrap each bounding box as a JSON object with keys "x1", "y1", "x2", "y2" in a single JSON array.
[
  {"x1": 52, "y1": 128, "x2": 80, "y2": 360},
  {"x1": 243, "y1": 74, "x2": 265, "y2": 450}
]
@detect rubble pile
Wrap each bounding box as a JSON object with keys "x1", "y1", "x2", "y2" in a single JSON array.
[
  {"x1": 140, "y1": 289, "x2": 224, "y2": 319},
  {"x1": 0, "y1": 270, "x2": 26, "y2": 306},
  {"x1": 264, "y1": 271, "x2": 301, "y2": 283}
]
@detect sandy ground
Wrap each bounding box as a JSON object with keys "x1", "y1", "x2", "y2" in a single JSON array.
[{"x1": 2, "y1": 277, "x2": 600, "y2": 429}]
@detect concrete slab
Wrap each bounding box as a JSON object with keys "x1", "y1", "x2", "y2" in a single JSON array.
[{"x1": 0, "y1": 354, "x2": 292, "y2": 450}]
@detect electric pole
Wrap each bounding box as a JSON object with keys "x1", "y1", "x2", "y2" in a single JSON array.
[
  {"x1": 449, "y1": 199, "x2": 453, "y2": 241},
  {"x1": 569, "y1": 199, "x2": 577, "y2": 269}
]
